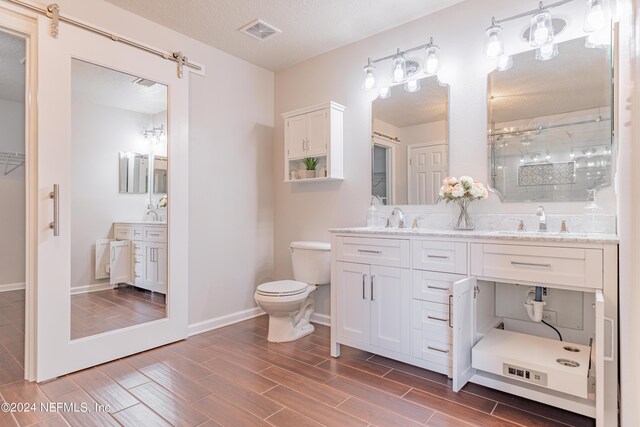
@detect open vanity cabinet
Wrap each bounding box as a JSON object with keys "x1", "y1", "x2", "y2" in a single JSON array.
[{"x1": 330, "y1": 230, "x2": 618, "y2": 426}]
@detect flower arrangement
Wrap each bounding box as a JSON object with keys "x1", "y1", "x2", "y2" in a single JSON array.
[
  {"x1": 438, "y1": 176, "x2": 488, "y2": 230},
  {"x1": 438, "y1": 176, "x2": 489, "y2": 202}
]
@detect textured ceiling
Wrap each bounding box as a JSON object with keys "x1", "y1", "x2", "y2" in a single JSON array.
[
  {"x1": 72, "y1": 59, "x2": 167, "y2": 115},
  {"x1": 373, "y1": 76, "x2": 448, "y2": 128},
  {"x1": 102, "y1": 0, "x2": 464, "y2": 71},
  {"x1": 490, "y1": 37, "x2": 610, "y2": 124},
  {"x1": 0, "y1": 31, "x2": 25, "y2": 103}
]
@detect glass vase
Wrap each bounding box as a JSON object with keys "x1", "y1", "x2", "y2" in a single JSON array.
[{"x1": 453, "y1": 199, "x2": 475, "y2": 230}]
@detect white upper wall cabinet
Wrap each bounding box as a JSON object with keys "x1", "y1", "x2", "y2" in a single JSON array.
[{"x1": 282, "y1": 102, "x2": 344, "y2": 182}]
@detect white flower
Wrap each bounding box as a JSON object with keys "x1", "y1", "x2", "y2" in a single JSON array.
[
  {"x1": 452, "y1": 184, "x2": 465, "y2": 198},
  {"x1": 470, "y1": 184, "x2": 484, "y2": 198},
  {"x1": 460, "y1": 176, "x2": 474, "y2": 189},
  {"x1": 439, "y1": 187, "x2": 446, "y2": 198}
]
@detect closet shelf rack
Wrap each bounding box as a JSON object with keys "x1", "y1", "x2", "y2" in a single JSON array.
[{"x1": 1, "y1": 151, "x2": 25, "y2": 176}]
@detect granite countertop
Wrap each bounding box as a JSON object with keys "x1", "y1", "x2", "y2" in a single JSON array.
[
  {"x1": 114, "y1": 220, "x2": 167, "y2": 225},
  {"x1": 329, "y1": 227, "x2": 619, "y2": 244}
]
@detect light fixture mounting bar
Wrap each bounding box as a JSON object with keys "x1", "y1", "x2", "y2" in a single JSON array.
[
  {"x1": 494, "y1": 0, "x2": 575, "y2": 25},
  {"x1": 369, "y1": 42, "x2": 432, "y2": 64}
]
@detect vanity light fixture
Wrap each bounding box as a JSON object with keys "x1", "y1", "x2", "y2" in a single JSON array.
[
  {"x1": 424, "y1": 37, "x2": 440, "y2": 75},
  {"x1": 584, "y1": 0, "x2": 609, "y2": 32},
  {"x1": 391, "y1": 50, "x2": 407, "y2": 83},
  {"x1": 362, "y1": 59, "x2": 377, "y2": 91},
  {"x1": 404, "y1": 79, "x2": 421, "y2": 93},
  {"x1": 585, "y1": 27, "x2": 611, "y2": 48},
  {"x1": 486, "y1": 19, "x2": 505, "y2": 58},
  {"x1": 529, "y1": 6, "x2": 555, "y2": 47},
  {"x1": 361, "y1": 36, "x2": 443, "y2": 94}
]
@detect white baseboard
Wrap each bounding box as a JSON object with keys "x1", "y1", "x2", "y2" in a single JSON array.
[
  {"x1": 188, "y1": 306, "x2": 265, "y2": 337},
  {"x1": 70, "y1": 283, "x2": 116, "y2": 295},
  {"x1": 0, "y1": 282, "x2": 25, "y2": 292},
  {"x1": 310, "y1": 312, "x2": 331, "y2": 326}
]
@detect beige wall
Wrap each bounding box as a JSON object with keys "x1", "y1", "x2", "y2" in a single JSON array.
[{"x1": 273, "y1": 0, "x2": 617, "y2": 318}]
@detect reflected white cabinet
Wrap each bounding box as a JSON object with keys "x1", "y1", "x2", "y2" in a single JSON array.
[
  {"x1": 113, "y1": 222, "x2": 167, "y2": 294},
  {"x1": 282, "y1": 102, "x2": 344, "y2": 182}
]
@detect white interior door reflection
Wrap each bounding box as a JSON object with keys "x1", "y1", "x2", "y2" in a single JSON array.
[{"x1": 37, "y1": 15, "x2": 188, "y2": 381}]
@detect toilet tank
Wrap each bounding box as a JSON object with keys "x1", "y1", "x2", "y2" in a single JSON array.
[{"x1": 290, "y1": 241, "x2": 331, "y2": 285}]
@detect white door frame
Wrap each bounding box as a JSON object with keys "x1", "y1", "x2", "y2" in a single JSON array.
[
  {"x1": 407, "y1": 141, "x2": 448, "y2": 205},
  {"x1": 0, "y1": 2, "x2": 37, "y2": 381}
]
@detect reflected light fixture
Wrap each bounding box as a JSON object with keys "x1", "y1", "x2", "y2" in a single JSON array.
[
  {"x1": 485, "y1": 18, "x2": 504, "y2": 58},
  {"x1": 144, "y1": 124, "x2": 166, "y2": 143},
  {"x1": 497, "y1": 55, "x2": 513, "y2": 71},
  {"x1": 404, "y1": 79, "x2": 421, "y2": 93},
  {"x1": 424, "y1": 37, "x2": 440, "y2": 75},
  {"x1": 535, "y1": 43, "x2": 558, "y2": 61},
  {"x1": 391, "y1": 49, "x2": 407, "y2": 83},
  {"x1": 362, "y1": 59, "x2": 377, "y2": 91},
  {"x1": 379, "y1": 87, "x2": 391, "y2": 99},
  {"x1": 529, "y1": 6, "x2": 555, "y2": 47},
  {"x1": 585, "y1": 28, "x2": 611, "y2": 48}
]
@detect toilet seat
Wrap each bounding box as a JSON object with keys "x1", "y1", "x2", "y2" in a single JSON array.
[{"x1": 256, "y1": 280, "x2": 308, "y2": 297}]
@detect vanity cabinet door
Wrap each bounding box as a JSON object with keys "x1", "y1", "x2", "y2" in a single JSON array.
[
  {"x1": 452, "y1": 276, "x2": 476, "y2": 393},
  {"x1": 286, "y1": 115, "x2": 307, "y2": 159},
  {"x1": 370, "y1": 265, "x2": 411, "y2": 354},
  {"x1": 154, "y1": 243, "x2": 168, "y2": 294},
  {"x1": 305, "y1": 109, "x2": 328, "y2": 157},
  {"x1": 109, "y1": 240, "x2": 132, "y2": 286},
  {"x1": 336, "y1": 262, "x2": 371, "y2": 346}
]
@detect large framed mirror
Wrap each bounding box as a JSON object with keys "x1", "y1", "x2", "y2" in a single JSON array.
[
  {"x1": 71, "y1": 59, "x2": 168, "y2": 340},
  {"x1": 371, "y1": 76, "x2": 449, "y2": 205},
  {"x1": 488, "y1": 36, "x2": 612, "y2": 202}
]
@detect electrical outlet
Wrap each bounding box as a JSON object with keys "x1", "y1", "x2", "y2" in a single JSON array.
[{"x1": 542, "y1": 310, "x2": 557, "y2": 324}]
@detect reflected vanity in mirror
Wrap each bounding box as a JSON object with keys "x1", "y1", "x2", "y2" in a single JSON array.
[
  {"x1": 71, "y1": 59, "x2": 168, "y2": 339},
  {"x1": 371, "y1": 76, "x2": 449, "y2": 205},
  {"x1": 488, "y1": 37, "x2": 612, "y2": 202}
]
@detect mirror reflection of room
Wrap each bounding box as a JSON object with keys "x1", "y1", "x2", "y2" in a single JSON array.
[
  {"x1": 0, "y1": 30, "x2": 26, "y2": 385},
  {"x1": 372, "y1": 76, "x2": 449, "y2": 205},
  {"x1": 70, "y1": 59, "x2": 168, "y2": 339},
  {"x1": 488, "y1": 37, "x2": 612, "y2": 203}
]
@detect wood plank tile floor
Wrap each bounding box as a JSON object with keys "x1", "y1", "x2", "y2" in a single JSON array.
[
  {"x1": 0, "y1": 306, "x2": 595, "y2": 426},
  {"x1": 70, "y1": 286, "x2": 166, "y2": 339}
]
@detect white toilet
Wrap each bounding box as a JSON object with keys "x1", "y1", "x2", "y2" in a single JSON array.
[{"x1": 255, "y1": 241, "x2": 331, "y2": 343}]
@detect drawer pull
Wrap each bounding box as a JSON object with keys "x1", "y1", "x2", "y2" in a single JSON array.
[
  {"x1": 510, "y1": 261, "x2": 552, "y2": 268},
  {"x1": 449, "y1": 295, "x2": 453, "y2": 328},
  {"x1": 362, "y1": 274, "x2": 366, "y2": 300},
  {"x1": 358, "y1": 249, "x2": 382, "y2": 254},
  {"x1": 427, "y1": 315, "x2": 448, "y2": 323},
  {"x1": 427, "y1": 284, "x2": 450, "y2": 291},
  {"x1": 428, "y1": 346, "x2": 450, "y2": 354},
  {"x1": 148, "y1": 233, "x2": 161, "y2": 237},
  {"x1": 427, "y1": 255, "x2": 449, "y2": 259}
]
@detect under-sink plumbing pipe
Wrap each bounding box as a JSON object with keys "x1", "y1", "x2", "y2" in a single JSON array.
[{"x1": 524, "y1": 286, "x2": 546, "y2": 322}]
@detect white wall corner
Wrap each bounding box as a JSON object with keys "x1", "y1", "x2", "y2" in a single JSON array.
[{"x1": 188, "y1": 306, "x2": 266, "y2": 337}]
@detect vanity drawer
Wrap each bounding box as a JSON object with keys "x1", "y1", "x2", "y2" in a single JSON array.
[
  {"x1": 411, "y1": 300, "x2": 452, "y2": 338},
  {"x1": 132, "y1": 226, "x2": 144, "y2": 240},
  {"x1": 411, "y1": 329, "x2": 452, "y2": 367},
  {"x1": 412, "y1": 240, "x2": 467, "y2": 274},
  {"x1": 337, "y1": 237, "x2": 410, "y2": 268},
  {"x1": 412, "y1": 271, "x2": 464, "y2": 303},
  {"x1": 471, "y1": 243, "x2": 603, "y2": 289},
  {"x1": 144, "y1": 227, "x2": 167, "y2": 243},
  {"x1": 114, "y1": 225, "x2": 132, "y2": 240},
  {"x1": 133, "y1": 242, "x2": 144, "y2": 257}
]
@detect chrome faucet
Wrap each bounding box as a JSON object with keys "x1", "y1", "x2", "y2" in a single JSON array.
[
  {"x1": 536, "y1": 206, "x2": 547, "y2": 232},
  {"x1": 390, "y1": 207, "x2": 406, "y2": 229},
  {"x1": 147, "y1": 209, "x2": 159, "y2": 221}
]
